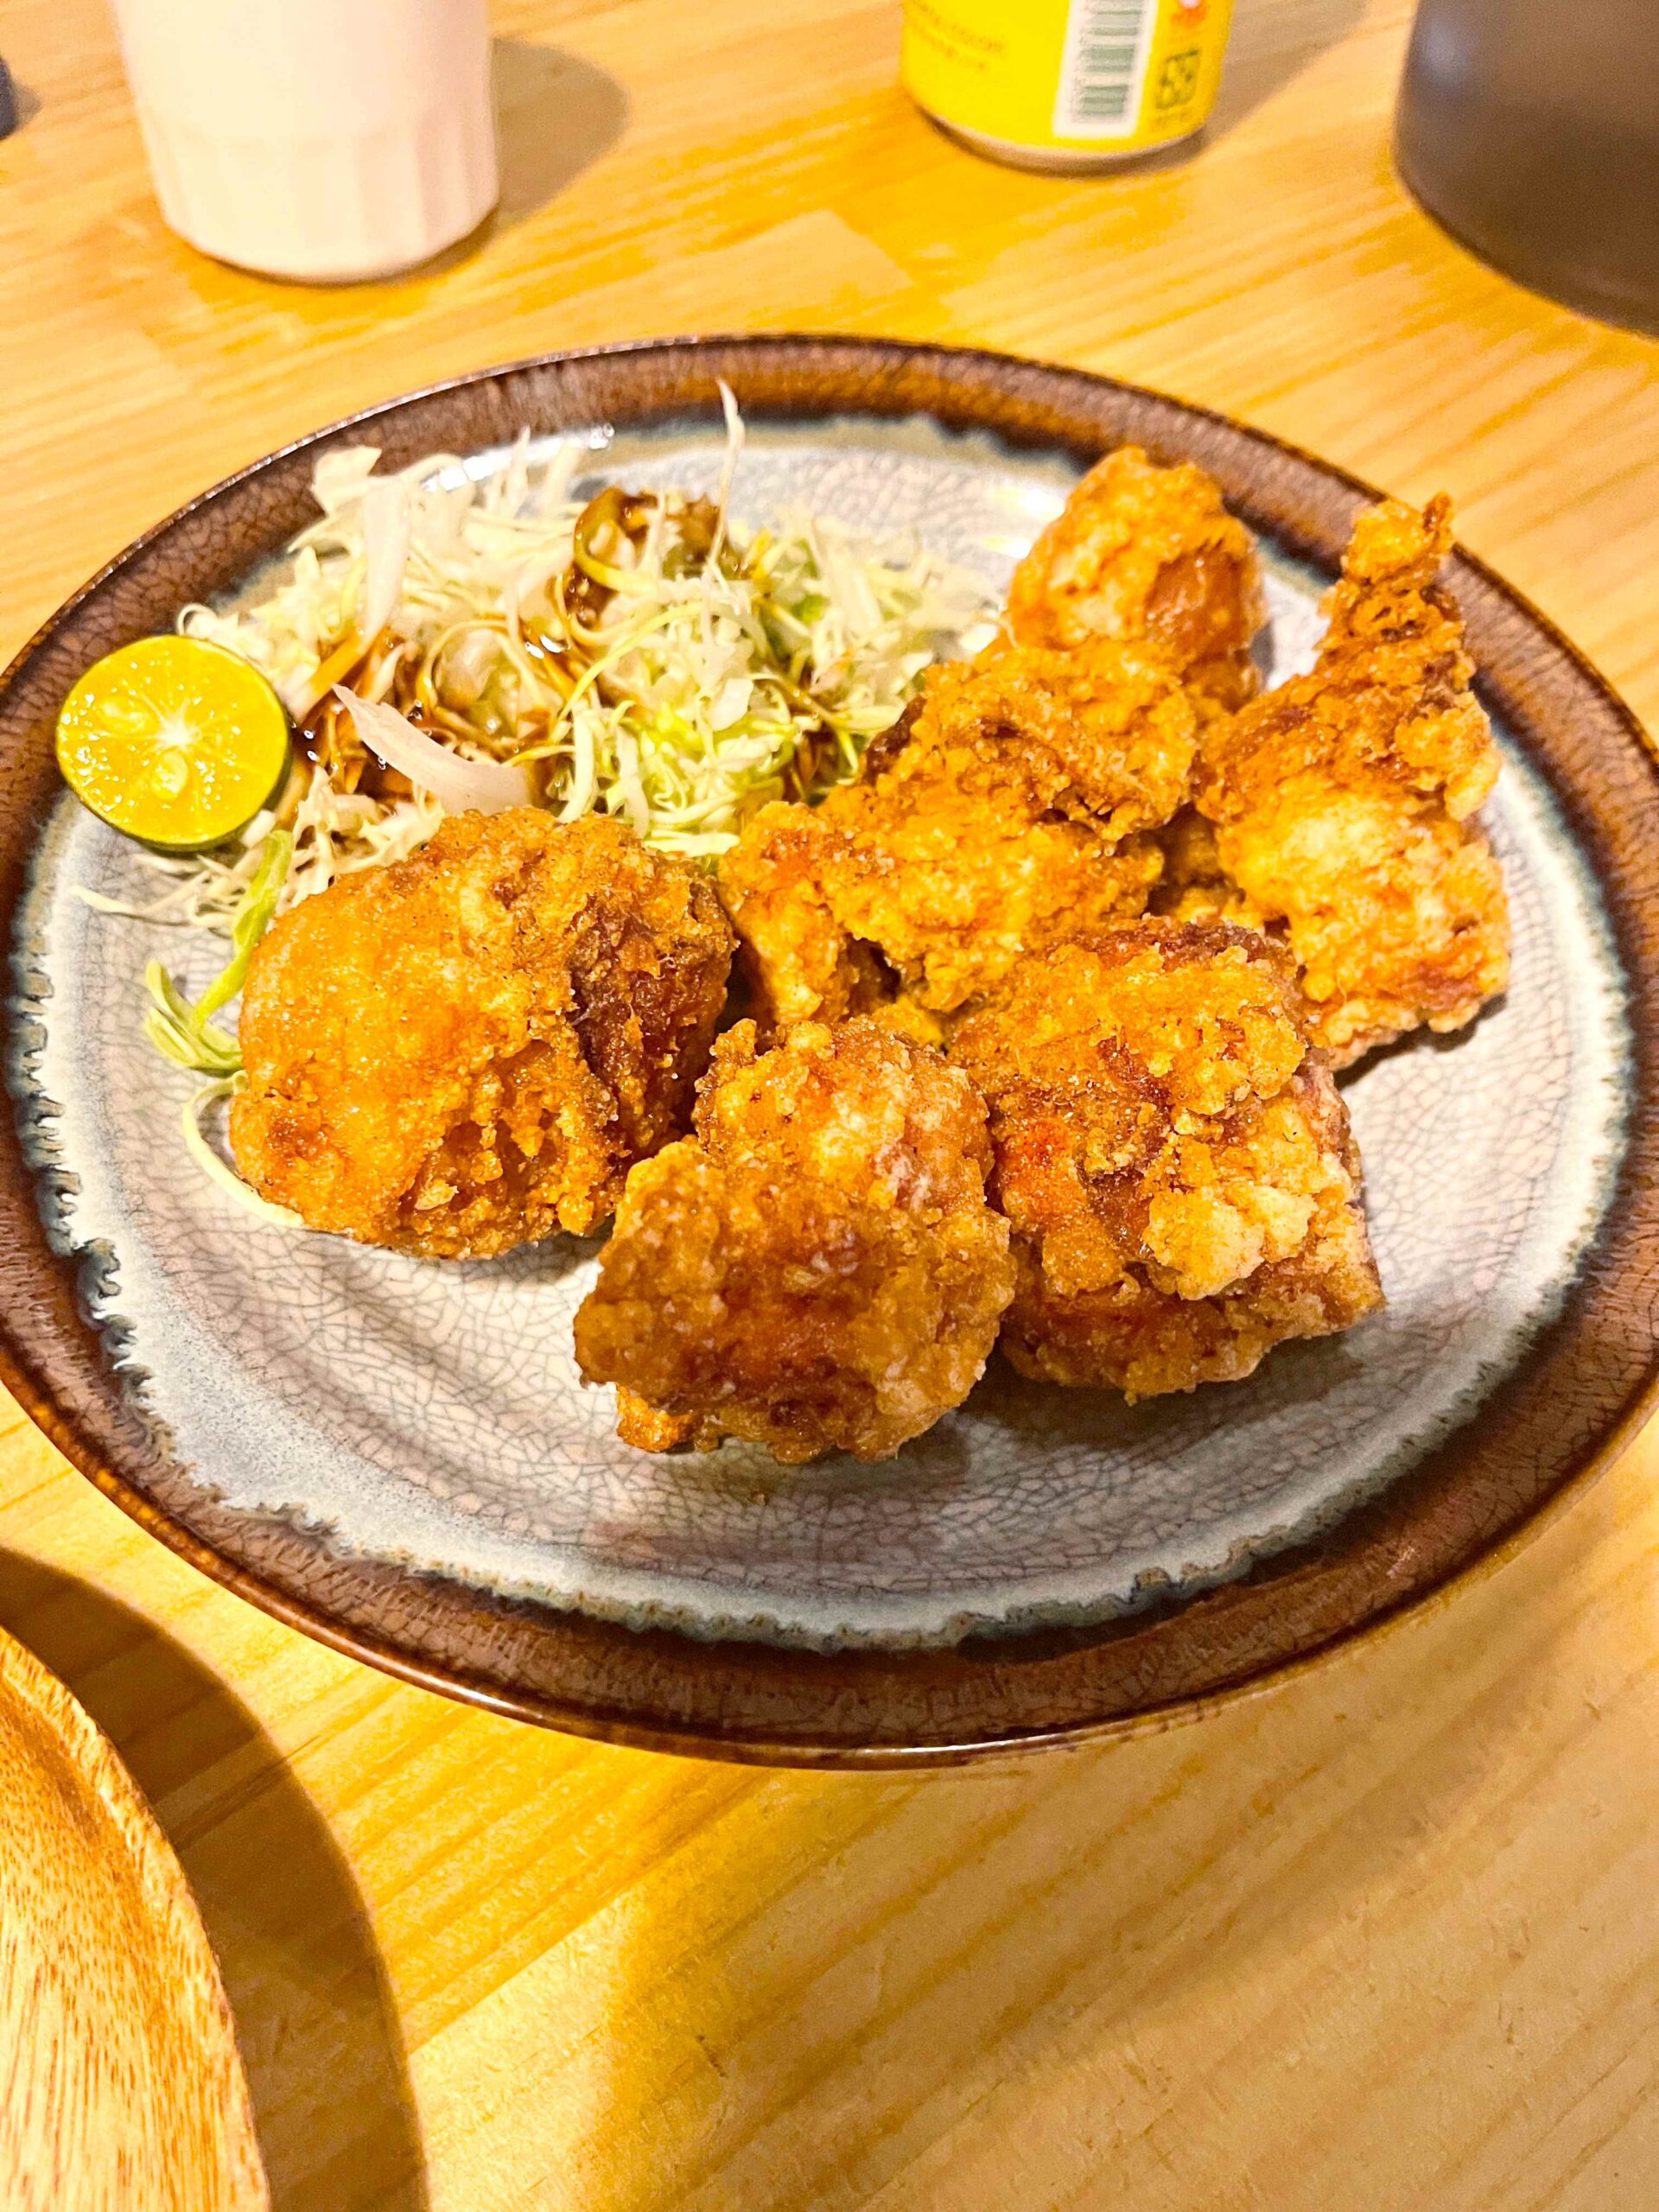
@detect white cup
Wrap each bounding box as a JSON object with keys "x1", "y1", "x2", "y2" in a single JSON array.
[{"x1": 107, "y1": 0, "x2": 499, "y2": 283}]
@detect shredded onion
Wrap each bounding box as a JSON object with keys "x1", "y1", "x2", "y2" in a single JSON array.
[
  {"x1": 333, "y1": 689, "x2": 532, "y2": 815},
  {"x1": 184, "y1": 1081, "x2": 305, "y2": 1229},
  {"x1": 709, "y1": 380, "x2": 744, "y2": 570},
  {"x1": 312, "y1": 445, "x2": 381, "y2": 515},
  {"x1": 360, "y1": 476, "x2": 411, "y2": 641}
]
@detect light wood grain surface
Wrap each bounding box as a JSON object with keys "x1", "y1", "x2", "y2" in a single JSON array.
[
  {"x1": 5, "y1": 1, "x2": 1659, "y2": 2204},
  {"x1": 0, "y1": 1622, "x2": 268, "y2": 2211}
]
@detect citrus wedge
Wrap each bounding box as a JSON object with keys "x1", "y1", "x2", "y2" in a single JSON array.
[{"x1": 55, "y1": 635, "x2": 291, "y2": 851}]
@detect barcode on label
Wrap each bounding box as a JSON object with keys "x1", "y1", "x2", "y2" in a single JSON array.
[{"x1": 1052, "y1": 0, "x2": 1157, "y2": 137}]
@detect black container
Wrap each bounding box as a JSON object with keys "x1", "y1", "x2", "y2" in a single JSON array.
[{"x1": 1395, "y1": 0, "x2": 1659, "y2": 336}]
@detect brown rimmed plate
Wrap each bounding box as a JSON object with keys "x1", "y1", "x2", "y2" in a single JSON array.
[{"x1": 3, "y1": 335, "x2": 1657, "y2": 1767}]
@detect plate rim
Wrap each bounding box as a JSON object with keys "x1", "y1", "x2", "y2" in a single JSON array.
[{"x1": 5, "y1": 330, "x2": 1659, "y2": 1767}]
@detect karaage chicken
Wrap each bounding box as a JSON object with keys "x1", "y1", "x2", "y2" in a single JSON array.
[
  {"x1": 1006, "y1": 445, "x2": 1267, "y2": 714},
  {"x1": 573, "y1": 1018, "x2": 1016, "y2": 1462},
  {"x1": 719, "y1": 637, "x2": 1197, "y2": 1032},
  {"x1": 232, "y1": 809, "x2": 733, "y2": 1257},
  {"x1": 950, "y1": 921, "x2": 1382, "y2": 1398},
  {"x1": 1161, "y1": 494, "x2": 1510, "y2": 1065}
]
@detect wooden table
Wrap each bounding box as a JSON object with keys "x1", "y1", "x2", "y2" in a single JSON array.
[{"x1": 6, "y1": 2, "x2": 1659, "y2": 2203}]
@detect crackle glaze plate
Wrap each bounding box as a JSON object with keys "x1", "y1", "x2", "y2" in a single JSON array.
[{"x1": 5, "y1": 338, "x2": 1659, "y2": 1765}]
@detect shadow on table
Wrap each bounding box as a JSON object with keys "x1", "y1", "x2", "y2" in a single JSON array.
[
  {"x1": 0, "y1": 1552, "x2": 428, "y2": 2212},
  {"x1": 493, "y1": 37, "x2": 629, "y2": 232},
  {"x1": 1205, "y1": 0, "x2": 1368, "y2": 143}
]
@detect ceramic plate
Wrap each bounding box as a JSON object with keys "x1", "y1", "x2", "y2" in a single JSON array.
[{"x1": 5, "y1": 337, "x2": 1658, "y2": 1764}]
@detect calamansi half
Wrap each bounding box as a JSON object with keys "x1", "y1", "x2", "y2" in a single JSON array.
[{"x1": 55, "y1": 635, "x2": 292, "y2": 851}]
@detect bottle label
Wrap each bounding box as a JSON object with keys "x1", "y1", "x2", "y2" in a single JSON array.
[
  {"x1": 1053, "y1": 0, "x2": 1158, "y2": 138},
  {"x1": 901, "y1": 0, "x2": 1234, "y2": 158}
]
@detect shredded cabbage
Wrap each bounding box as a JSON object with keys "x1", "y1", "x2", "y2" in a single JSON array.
[{"x1": 104, "y1": 396, "x2": 989, "y2": 941}]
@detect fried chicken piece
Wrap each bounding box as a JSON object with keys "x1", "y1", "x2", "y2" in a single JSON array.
[
  {"x1": 573, "y1": 1019, "x2": 1016, "y2": 1463},
  {"x1": 718, "y1": 639, "x2": 1196, "y2": 1031},
  {"x1": 950, "y1": 921, "x2": 1382, "y2": 1399},
  {"x1": 1006, "y1": 445, "x2": 1267, "y2": 713},
  {"x1": 613, "y1": 1386, "x2": 702, "y2": 1452},
  {"x1": 1185, "y1": 494, "x2": 1510, "y2": 1066},
  {"x1": 231, "y1": 810, "x2": 733, "y2": 1258}
]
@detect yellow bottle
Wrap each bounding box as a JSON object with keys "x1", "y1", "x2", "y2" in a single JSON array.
[{"x1": 902, "y1": 0, "x2": 1236, "y2": 171}]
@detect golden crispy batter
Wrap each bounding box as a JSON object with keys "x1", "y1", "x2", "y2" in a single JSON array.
[
  {"x1": 950, "y1": 922, "x2": 1382, "y2": 1399},
  {"x1": 573, "y1": 1019, "x2": 1016, "y2": 1463},
  {"x1": 1006, "y1": 445, "x2": 1267, "y2": 713},
  {"x1": 232, "y1": 810, "x2": 733, "y2": 1257},
  {"x1": 1187, "y1": 495, "x2": 1510, "y2": 1066},
  {"x1": 918, "y1": 636, "x2": 1204, "y2": 839},
  {"x1": 718, "y1": 639, "x2": 1195, "y2": 1030}
]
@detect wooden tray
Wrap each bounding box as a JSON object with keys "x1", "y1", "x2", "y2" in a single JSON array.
[{"x1": 0, "y1": 1620, "x2": 267, "y2": 2209}]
